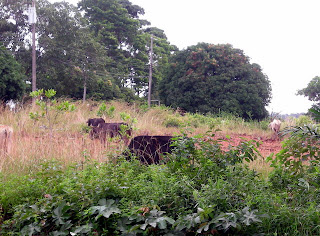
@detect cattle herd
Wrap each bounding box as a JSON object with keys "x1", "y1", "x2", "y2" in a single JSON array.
[
  {"x1": 0, "y1": 118, "x2": 282, "y2": 164},
  {"x1": 87, "y1": 118, "x2": 174, "y2": 164}
]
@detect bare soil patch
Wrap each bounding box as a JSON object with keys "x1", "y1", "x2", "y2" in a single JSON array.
[{"x1": 212, "y1": 133, "x2": 282, "y2": 158}]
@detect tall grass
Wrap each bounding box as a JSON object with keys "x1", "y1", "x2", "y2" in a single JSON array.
[{"x1": 0, "y1": 100, "x2": 286, "y2": 176}]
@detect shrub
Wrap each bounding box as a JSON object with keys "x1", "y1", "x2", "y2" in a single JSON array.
[
  {"x1": 163, "y1": 116, "x2": 183, "y2": 128},
  {"x1": 295, "y1": 115, "x2": 314, "y2": 126},
  {"x1": 269, "y1": 124, "x2": 320, "y2": 174},
  {"x1": 3, "y1": 132, "x2": 320, "y2": 235}
]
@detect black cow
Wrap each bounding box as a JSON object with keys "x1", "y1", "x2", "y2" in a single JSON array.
[
  {"x1": 89, "y1": 122, "x2": 132, "y2": 144},
  {"x1": 125, "y1": 135, "x2": 175, "y2": 165},
  {"x1": 87, "y1": 118, "x2": 105, "y2": 127}
]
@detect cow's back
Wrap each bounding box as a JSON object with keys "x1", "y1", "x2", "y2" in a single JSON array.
[
  {"x1": 126, "y1": 135, "x2": 173, "y2": 164},
  {"x1": 87, "y1": 118, "x2": 105, "y2": 127}
]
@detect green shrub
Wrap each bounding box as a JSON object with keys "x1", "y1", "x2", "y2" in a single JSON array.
[
  {"x1": 269, "y1": 124, "x2": 320, "y2": 174},
  {"x1": 295, "y1": 115, "x2": 314, "y2": 126},
  {"x1": 163, "y1": 116, "x2": 183, "y2": 128},
  {"x1": 80, "y1": 123, "x2": 91, "y2": 134},
  {"x1": 257, "y1": 119, "x2": 270, "y2": 130},
  {"x1": 188, "y1": 113, "x2": 218, "y2": 128},
  {"x1": 97, "y1": 103, "x2": 115, "y2": 118},
  {"x1": 3, "y1": 133, "x2": 320, "y2": 235}
]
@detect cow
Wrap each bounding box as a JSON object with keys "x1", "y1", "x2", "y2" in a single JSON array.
[
  {"x1": 0, "y1": 125, "x2": 13, "y2": 154},
  {"x1": 87, "y1": 118, "x2": 105, "y2": 127},
  {"x1": 89, "y1": 122, "x2": 132, "y2": 144},
  {"x1": 124, "y1": 135, "x2": 175, "y2": 165},
  {"x1": 268, "y1": 119, "x2": 281, "y2": 139},
  {"x1": 176, "y1": 107, "x2": 186, "y2": 116}
]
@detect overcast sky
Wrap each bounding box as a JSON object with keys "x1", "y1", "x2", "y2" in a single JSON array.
[{"x1": 50, "y1": 0, "x2": 320, "y2": 114}]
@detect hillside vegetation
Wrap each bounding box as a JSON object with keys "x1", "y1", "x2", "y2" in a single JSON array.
[
  {"x1": 1, "y1": 100, "x2": 320, "y2": 235},
  {"x1": 0, "y1": 99, "x2": 276, "y2": 175}
]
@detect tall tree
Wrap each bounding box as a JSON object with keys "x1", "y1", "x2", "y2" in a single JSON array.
[
  {"x1": 0, "y1": 0, "x2": 30, "y2": 53},
  {"x1": 159, "y1": 43, "x2": 271, "y2": 120},
  {"x1": 142, "y1": 27, "x2": 178, "y2": 99},
  {"x1": 36, "y1": 1, "x2": 100, "y2": 98},
  {"x1": 0, "y1": 45, "x2": 26, "y2": 102},
  {"x1": 0, "y1": 0, "x2": 176, "y2": 101},
  {"x1": 79, "y1": 0, "x2": 176, "y2": 97},
  {"x1": 297, "y1": 76, "x2": 320, "y2": 105},
  {"x1": 36, "y1": 0, "x2": 130, "y2": 100},
  {"x1": 79, "y1": 0, "x2": 143, "y2": 73},
  {"x1": 0, "y1": 0, "x2": 33, "y2": 79}
]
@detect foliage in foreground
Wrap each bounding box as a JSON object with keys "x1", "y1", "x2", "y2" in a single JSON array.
[{"x1": 1, "y1": 134, "x2": 320, "y2": 235}]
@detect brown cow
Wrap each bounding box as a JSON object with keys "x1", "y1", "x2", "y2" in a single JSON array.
[
  {"x1": 0, "y1": 125, "x2": 13, "y2": 154},
  {"x1": 176, "y1": 107, "x2": 186, "y2": 116},
  {"x1": 87, "y1": 118, "x2": 105, "y2": 127},
  {"x1": 89, "y1": 122, "x2": 132, "y2": 144},
  {"x1": 124, "y1": 135, "x2": 175, "y2": 165}
]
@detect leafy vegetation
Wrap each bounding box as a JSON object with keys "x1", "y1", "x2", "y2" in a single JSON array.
[
  {"x1": 0, "y1": 45, "x2": 26, "y2": 102},
  {"x1": 159, "y1": 43, "x2": 271, "y2": 120},
  {"x1": 1, "y1": 0, "x2": 320, "y2": 232},
  {"x1": 29, "y1": 89, "x2": 76, "y2": 132},
  {"x1": 298, "y1": 76, "x2": 320, "y2": 105},
  {"x1": 0, "y1": 0, "x2": 176, "y2": 102},
  {"x1": 0, "y1": 1, "x2": 274, "y2": 118},
  {"x1": 1, "y1": 110, "x2": 320, "y2": 235},
  {"x1": 0, "y1": 134, "x2": 264, "y2": 235}
]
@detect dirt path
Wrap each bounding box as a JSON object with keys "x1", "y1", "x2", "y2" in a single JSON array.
[{"x1": 211, "y1": 133, "x2": 283, "y2": 158}]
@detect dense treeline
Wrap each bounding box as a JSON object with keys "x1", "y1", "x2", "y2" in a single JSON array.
[
  {"x1": 0, "y1": 0, "x2": 271, "y2": 119},
  {"x1": 0, "y1": 0, "x2": 175, "y2": 101}
]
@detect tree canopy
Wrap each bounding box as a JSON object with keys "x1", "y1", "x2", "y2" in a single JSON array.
[
  {"x1": 0, "y1": 0, "x2": 175, "y2": 102},
  {"x1": 0, "y1": 0, "x2": 272, "y2": 116},
  {"x1": 159, "y1": 43, "x2": 272, "y2": 120},
  {"x1": 0, "y1": 45, "x2": 26, "y2": 102},
  {"x1": 297, "y1": 76, "x2": 320, "y2": 104}
]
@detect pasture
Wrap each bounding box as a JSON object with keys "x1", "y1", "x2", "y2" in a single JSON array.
[
  {"x1": 0, "y1": 100, "x2": 279, "y2": 176},
  {"x1": 2, "y1": 100, "x2": 320, "y2": 235}
]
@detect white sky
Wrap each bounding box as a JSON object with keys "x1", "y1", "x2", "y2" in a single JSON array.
[{"x1": 52, "y1": 0, "x2": 320, "y2": 114}]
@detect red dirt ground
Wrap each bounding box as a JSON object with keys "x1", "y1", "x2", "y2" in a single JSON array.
[{"x1": 211, "y1": 133, "x2": 283, "y2": 158}]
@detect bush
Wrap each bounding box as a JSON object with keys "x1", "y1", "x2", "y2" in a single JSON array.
[
  {"x1": 3, "y1": 134, "x2": 320, "y2": 235},
  {"x1": 295, "y1": 115, "x2": 314, "y2": 126},
  {"x1": 269, "y1": 124, "x2": 320, "y2": 174},
  {"x1": 163, "y1": 116, "x2": 184, "y2": 128}
]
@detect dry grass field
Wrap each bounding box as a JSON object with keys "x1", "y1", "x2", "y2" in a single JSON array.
[{"x1": 0, "y1": 100, "x2": 286, "y2": 177}]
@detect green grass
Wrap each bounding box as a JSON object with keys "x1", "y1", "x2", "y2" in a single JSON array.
[{"x1": 1, "y1": 99, "x2": 319, "y2": 235}]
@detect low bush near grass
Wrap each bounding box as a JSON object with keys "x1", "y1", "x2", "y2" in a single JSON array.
[{"x1": 2, "y1": 134, "x2": 320, "y2": 235}]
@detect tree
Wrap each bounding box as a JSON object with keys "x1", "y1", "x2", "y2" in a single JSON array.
[
  {"x1": 297, "y1": 76, "x2": 320, "y2": 104},
  {"x1": 142, "y1": 27, "x2": 178, "y2": 100},
  {"x1": 0, "y1": 45, "x2": 26, "y2": 102},
  {"x1": 35, "y1": 1, "x2": 129, "y2": 101},
  {"x1": 0, "y1": 0, "x2": 175, "y2": 102},
  {"x1": 36, "y1": 1, "x2": 98, "y2": 98},
  {"x1": 79, "y1": 0, "x2": 143, "y2": 77},
  {"x1": 159, "y1": 43, "x2": 272, "y2": 120},
  {"x1": 0, "y1": 0, "x2": 34, "y2": 80},
  {"x1": 79, "y1": 0, "x2": 177, "y2": 97},
  {"x1": 0, "y1": 0, "x2": 30, "y2": 53}
]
